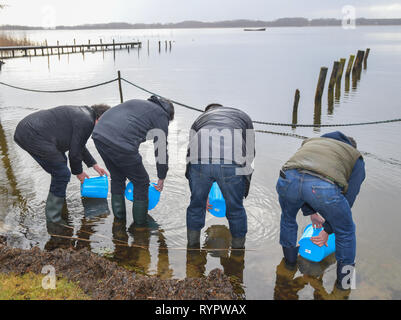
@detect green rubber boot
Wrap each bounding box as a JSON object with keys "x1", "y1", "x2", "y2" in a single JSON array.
[
  {"x1": 132, "y1": 200, "x2": 149, "y2": 227},
  {"x1": 187, "y1": 229, "x2": 201, "y2": 249},
  {"x1": 111, "y1": 194, "x2": 127, "y2": 220},
  {"x1": 45, "y1": 192, "x2": 65, "y2": 224},
  {"x1": 231, "y1": 237, "x2": 246, "y2": 250}
]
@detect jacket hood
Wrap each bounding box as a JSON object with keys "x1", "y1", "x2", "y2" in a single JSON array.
[
  {"x1": 321, "y1": 131, "x2": 355, "y2": 148},
  {"x1": 148, "y1": 95, "x2": 174, "y2": 120}
]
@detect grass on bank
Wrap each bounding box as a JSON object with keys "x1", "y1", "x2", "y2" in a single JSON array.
[
  {"x1": 0, "y1": 272, "x2": 91, "y2": 300},
  {"x1": 0, "y1": 33, "x2": 36, "y2": 47}
]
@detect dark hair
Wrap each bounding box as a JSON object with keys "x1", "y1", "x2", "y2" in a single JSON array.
[
  {"x1": 91, "y1": 104, "x2": 111, "y2": 120},
  {"x1": 205, "y1": 103, "x2": 223, "y2": 112},
  {"x1": 347, "y1": 136, "x2": 357, "y2": 149}
]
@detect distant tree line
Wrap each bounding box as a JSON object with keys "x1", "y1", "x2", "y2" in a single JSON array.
[{"x1": 1, "y1": 17, "x2": 401, "y2": 30}]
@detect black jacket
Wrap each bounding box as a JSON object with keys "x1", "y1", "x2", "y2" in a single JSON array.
[
  {"x1": 92, "y1": 96, "x2": 172, "y2": 180},
  {"x1": 186, "y1": 106, "x2": 255, "y2": 197},
  {"x1": 14, "y1": 105, "x2": 97, "y2": 175}
]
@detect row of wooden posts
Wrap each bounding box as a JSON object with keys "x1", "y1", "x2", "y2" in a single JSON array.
[
  {"x1": 292, "y1": 48, "x2": 370, "y2": 129},
  {"x1": 0, "y1": 39, "x2": 174, "y2": 59}
]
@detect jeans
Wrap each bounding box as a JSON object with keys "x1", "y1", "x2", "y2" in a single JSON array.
[
  {"x1": 94, "y1": 140, "x2": 149, "y2": 201},
  {"x1": 186, "y1": 163, "x2": 247, "y2": 238},
  {"x1": 32, "y1": 154, "x2": 71, "y2": 198},
  {"x1": 277, "y1": 169, "x2": 356, "y2": 265}
]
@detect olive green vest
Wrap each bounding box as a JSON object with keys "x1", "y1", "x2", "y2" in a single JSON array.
[{"x1": 283, "y1": 137, "x2": 362, "y2": 192}]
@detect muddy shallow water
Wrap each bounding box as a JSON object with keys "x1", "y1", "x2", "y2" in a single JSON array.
[{"x1": 0, "y1": 27, "x2": 401, "y2": 299}]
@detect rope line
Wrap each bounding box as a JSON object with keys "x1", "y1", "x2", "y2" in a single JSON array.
[
  {"x1": 1, "y1": 77, "x2": 401, "y2": 127},
  {"x1": 0, "y1": 78, "x2": 119, "y2": 93}
]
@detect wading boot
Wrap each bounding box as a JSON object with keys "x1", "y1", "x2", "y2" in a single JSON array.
[
  {"x1": 336, "y1": 262, "x2": 355, "y2": 291},
  {"x1": 111, "y1": 194, "x2": 126, "y2": 220},
  {"x1": 132, "y1": 199, "x2": 149, "y2": 227},
  {"x1": 45, "y1": 192, "x2": 65, "y2": 224},
  {"x1": 187, "y1": 229, "x2": 201, "y2": 249},
  {"x1": 282, "y1": 246, "x2": 299, "y2": 270},
  {"x1": 231, "y1": 237, "x2": 246, "y2": 250}
]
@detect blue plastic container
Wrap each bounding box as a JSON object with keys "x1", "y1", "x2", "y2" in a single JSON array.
[
  {"x1": 81, "y1": 176, "x2": 109, "y2": 199},
  {"x1": 208, "y1": 182, "x2": 226, "y2": 218},
  {"x1": 125, "y1": 182, "x2": 161, "y2": 211},
  {"x1": 298, "y1": 224, "x2": 336, "y2": 262}
]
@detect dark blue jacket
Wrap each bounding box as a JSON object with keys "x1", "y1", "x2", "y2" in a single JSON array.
[
  {"x1": 92, "y1": 96, "x2": 173, "y2": 180},
  {"x1": 302, "y1": 131, "x2": 366, "y2": 234},
  {"x1": 14, "y1": 105, "x2": 97, "y2": 175}
]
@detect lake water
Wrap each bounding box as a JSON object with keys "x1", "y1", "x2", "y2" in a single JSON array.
[{"x1": 1, "y1": 26, "x2": 401, "y2": 300}]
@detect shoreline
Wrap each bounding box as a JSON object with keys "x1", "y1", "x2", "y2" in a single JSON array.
[{"x1": 0, "y1": 237, "x2": 238, "y2": 300}]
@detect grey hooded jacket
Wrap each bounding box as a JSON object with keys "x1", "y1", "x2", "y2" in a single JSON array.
[
  {"x1": 186, "y1": 105, "x2": 255, "y2": 197},
  {"x1": 92, "y1": 96, "x2": 173, "y2": 180}
]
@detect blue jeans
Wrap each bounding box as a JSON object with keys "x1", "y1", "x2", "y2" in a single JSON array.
[
  {"x1": 186, "y1": 163, "x2": 247, "y2": 238},
  {"x1": 277, "y1": 169, "x2": 356, "y2": 265},
  {"x1": 32, "y1": 154, "x2": 71, "y2": 198}
]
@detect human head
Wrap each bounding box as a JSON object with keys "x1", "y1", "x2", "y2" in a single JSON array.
[
  {"x1": 165, "y1": 99, "x2": 175, "y2": 122},
  {"x1": 205, "y1": 103, "x2": 223, "y2": 112},
  {"x1": 347, "y1": 136, "x2": 357, "y2": 149},
  {"x1": 91, "y1": 104, "x2": 111, "y2": 120}
]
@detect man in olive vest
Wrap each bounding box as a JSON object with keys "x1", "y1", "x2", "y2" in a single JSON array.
[{"x1": 276, "y1": 131, "x2": 365, "y2": 290}]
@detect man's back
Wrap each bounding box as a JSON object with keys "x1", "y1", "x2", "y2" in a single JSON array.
[
  {"x1": 14, "y1": 105, "x2": 95, "y2": 156},
  {"x1": 92, "y1": 98, "x2": 171, "y2": 153}
]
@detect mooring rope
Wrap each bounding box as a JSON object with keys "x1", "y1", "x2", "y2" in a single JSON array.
[
  {"x1": 0, "y1": 78, "x2": 119, "y2": 93},
  {"x1": 1, "y1": 77, "x2": 401, "y2": 128}
]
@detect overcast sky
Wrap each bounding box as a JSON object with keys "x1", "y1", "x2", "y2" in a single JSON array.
[{"x1": 1, "y1": 0, "x2": 401, "y2": 26}]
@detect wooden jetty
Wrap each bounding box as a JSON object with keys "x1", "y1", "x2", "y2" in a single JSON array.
[{"x1": 0, "y1": 40, "x2": 142, "y2": 59}]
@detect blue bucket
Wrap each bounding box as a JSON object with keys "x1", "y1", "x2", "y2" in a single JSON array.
[
  {"x1": 299, "y1": 224, "x2": 336, "y2": 262},
  {"x1": 208, "y1": 182, "x2": 226, "y2": 218},
  {"x1": 81, "y1": 176, "x2": 109, "y2": 199},
  {"x1": 125, "y1": 182, "x2": 161, "y2": 211}
]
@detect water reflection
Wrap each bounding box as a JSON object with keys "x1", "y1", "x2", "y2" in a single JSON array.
[{"x1": 274, "y1": 255, "x2": 351, "y2": 300}]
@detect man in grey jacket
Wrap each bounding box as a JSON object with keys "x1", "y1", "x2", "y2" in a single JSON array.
[
  {"x1": 186, "y1": 104, "x2": 255, "y2": 249},
  {"x1": 92, "y1": 96, "x2": 174, "y2": 227}
]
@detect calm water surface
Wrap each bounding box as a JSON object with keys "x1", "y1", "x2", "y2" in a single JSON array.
[{"x1": 0, "y1": 27, "x2": 401, "y2": 299}]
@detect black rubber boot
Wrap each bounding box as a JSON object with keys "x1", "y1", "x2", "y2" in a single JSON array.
[
  {"x1": 45, "y1": 192, "x2": 65, "y2": 224},
  {"x1": 336, "y1": 263, "x2": 355, "y2": 291},
  {"x1": 132, "y1": 199, "x2": 148, "y2": 227},
  {"x1": 231, "y1": 237, "x2": 246, "y2": 250},
  {"x1": 187, "y1": 229, "x2": 201, "y2": 249},
  {"x1": 111, "y1": 194, "x2": 126, "y2": 220},
  {"x1": 282, "y1": 246, "x2": 299, "y2": 270}
]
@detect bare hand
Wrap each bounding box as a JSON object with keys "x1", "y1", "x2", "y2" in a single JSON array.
[
  {"x1": 155, "y1": 179, "x2": 164, "y2": 192},
  {"x1": 311, "y1": 230, "x2": 329, "y2": 247},
  {"x1": 76, "y1": 172, "x2": 90, "y2": 184},
  {"x1": 206, "y1": 199, "x2": 213, "y2": 212},
  {"x1": 93, "y1": 164, "x2": 109, "y2": 177},
  {"x1": 310, "y1": 213, "x2": 325, "y2": 229}
]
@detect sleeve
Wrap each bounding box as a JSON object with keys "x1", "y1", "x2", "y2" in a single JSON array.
[
  {"x1": 344, "y1": 158, "x2": 366, "y2": 208},
  {"x1": 69, "y1": 121, "x2": 96, "y2": 175},
  {"x1": 154, "y1": 119, "x2": 169, "y2": 180},
  {"x1": 301, "y1": 203, "x2": 316, "y2": 216},
  {"x1": 323, "y1": 221, "x2": 334, "y2": 235}
]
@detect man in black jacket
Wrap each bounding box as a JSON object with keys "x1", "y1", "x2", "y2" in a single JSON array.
[
  {"x1": 14, "y1": 104, "x2": 110, "y2": 223},
  {"x1": 92, "y1": 96, "x2": 174, "y2": 228},
  {"x1": 186, "y1": 104, "x2": 255, "y2": 249}
]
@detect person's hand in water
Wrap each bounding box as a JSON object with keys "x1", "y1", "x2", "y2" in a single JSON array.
[
  {"x1": 76, "y1": 172, "x2": 90, "y2": 184},
  {"x1": 155, "y1": 179, "x2": 164, "y2": 192},
  {"x1": 93, "y1": 164, "x2": 109, "y2": 177},
  {"x1": 206, "y1": 199, "x2": 212, "y2": 211},
  {"x1": 310, "y1": 213, "x2": 325, "y2": 229},
  {"x1": 311, "y1": 230, "x2": 329, "y2": 247}
]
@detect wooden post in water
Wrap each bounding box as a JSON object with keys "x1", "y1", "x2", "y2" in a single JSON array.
[
  {"x1": 335, "y1": 58, "x2": 346, "y2": 101},
  {"x1": 292, "y1": 89, "x2": 300, "y2": 129},
  {"x1": 345, "y1": 55, "x2": 355, "y2": 77},
  {"x1": 364, "y1": 48, "x2": 370, "y2": 69},
  {"x1": 314, "y1": 67, "x2": 328, "y2": 104},
  {"x1": 353, "y1": 50, "x2": 365, "y2": 74},
  {"x1": 158, "y1": 41, "x2": 161, "y2": 52},
  {"x1": 113, "y1": 39, "x2": 116, "y2": 52},
  {"x1": 117, "y1": 71, "x2": 124, "y2": 103},
  {"x1": 328, "y1": 61, "x2": 340, "y2": 91}
]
